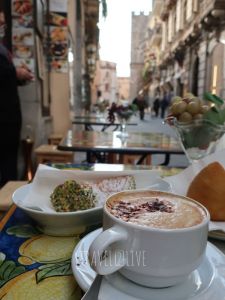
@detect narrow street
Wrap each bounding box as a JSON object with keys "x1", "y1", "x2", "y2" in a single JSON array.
[
  {"x1": 74, "y1": 111, "x2": 189, "y2": 168},
  {"x1": 126, "y1": 112, "x2": 189, "y2": 167}
]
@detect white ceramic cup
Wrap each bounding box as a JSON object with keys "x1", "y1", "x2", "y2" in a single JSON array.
[{"x1": 89, "y1": 190, "x2": 209, "y2": 288}]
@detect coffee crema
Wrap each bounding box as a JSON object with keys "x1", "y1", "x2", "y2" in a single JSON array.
[{"x1": 107, "y1": 191, "x2": 206, "y2": 229}]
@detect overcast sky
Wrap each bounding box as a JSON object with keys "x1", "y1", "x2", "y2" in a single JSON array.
[{"x1": 98, "y1": 0, "x2": 152, "y2": 77}]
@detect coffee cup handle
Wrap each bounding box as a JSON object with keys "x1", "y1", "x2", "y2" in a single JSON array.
[{"x1": 89, "y1": 226, "x2": 128, "y2": 275}]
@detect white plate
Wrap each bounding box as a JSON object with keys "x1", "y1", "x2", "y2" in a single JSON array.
[
  {"x1": 208, "y1": 222, "x2": 225, "y2": 241},
  {"x1": 19, "y1": 167, "x2": 168, "y2": 212},
  {"x1": 13, "y1": 174, "x2": 170, "y2": 236},
  {"x1": 72, "y1": 229, "x2": 225, "y2": 300},
  {"x1": 208, "y1": 230, "x2": 225, "y2": 241},
  {"x1": 13, "y1": 185, "x2": 103, "y2": 236}
]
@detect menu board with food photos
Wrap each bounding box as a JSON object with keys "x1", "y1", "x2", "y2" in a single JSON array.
[
  {"x1": 47, "y1": 0, "x2": 68, "y2": 73},
  {"x1": 11, "y1": 0, "x2": 35, "y2": 73}
]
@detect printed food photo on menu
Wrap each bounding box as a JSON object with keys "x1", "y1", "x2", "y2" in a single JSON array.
[
  {"x1": 12, "y1": 15, "x2": 33, "y2": 28},
  {"x1": 48, "y1": 12, "x2": 67, "y2": 27},
  {"x1": 13, "y1": 45, "x2": 33, "y2": 59},
  {"x1": 12, "y1": 0, "x2": 32, "y2": 16},
  {"x1": 50, "y1": 27, "x2": 68, "y2": 42},
  {"x1": 50, "y1": 42, "x2": 67, "y2": 58},
  {"x1": 51, "y1": 59, "x2": 68, "y2": 73},
  {"x1": 12, "y1": 28, "x2": 33, "y2": 46}
]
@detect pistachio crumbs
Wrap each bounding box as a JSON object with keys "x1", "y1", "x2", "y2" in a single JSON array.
[{"x1": 50, "y1": 180, "x2": 96, "y2": 212}]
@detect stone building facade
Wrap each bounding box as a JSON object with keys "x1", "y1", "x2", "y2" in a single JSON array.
[
  {"x1": 92, "y1": 60, "x2": 117, "y2": 104},
  {"x1": 146, "y1": 0, "x2": 225, "y2": 101},
  {"x1": 130, "y1": 11, "x2": 150, "y2": 100},
  {"x1": 143, "y1": 0, "x2": 163, "y2": 106},
  {"x1": 117, "y1": 77, "x2": 130, "y2": 100}
]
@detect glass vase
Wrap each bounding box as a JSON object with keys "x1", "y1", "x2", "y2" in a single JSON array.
[
  {"x1": 116, "y1": 111, "x2": 132, "y2": 138},
  {"x1": 118, "y1": 117, "x2": 129, "y2": 137},
  {"x1": 165, "y1": 117, "x2": 225, "y2": 163}
]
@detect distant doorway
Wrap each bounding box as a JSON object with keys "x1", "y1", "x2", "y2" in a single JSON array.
[
  {"x1": 176, "y1": 78, "x2": 184, "y2": 96},
  {"x1": 191, "y1": 56, "x2": 199, "y2": 96},
  {"x1": 207, "y1": 43, "x2": 224, "y2": 97}
]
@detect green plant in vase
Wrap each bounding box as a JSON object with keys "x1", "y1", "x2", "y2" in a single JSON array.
[
  {"x1": 107, "y1": 102, "x2": 137, "y2": 137},
  {"x1": 95, "y1": 99, "x2": 109, "y2": 115},
  {"x1": 165, "y1": 92, "x2": 225, "y2": 162}
]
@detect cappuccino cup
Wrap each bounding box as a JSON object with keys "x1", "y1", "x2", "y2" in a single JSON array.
[{"x1": 89, "y1": 190, "x2": 209, "y2": 288}]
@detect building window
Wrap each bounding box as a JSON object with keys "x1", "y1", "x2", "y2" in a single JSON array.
[
  {"x1": 186, "y1": 0, "x2": 192, "y2": 21},
  {"x1": 162, "y1": 21, "x2": 167, "y2": 50},
  {"x1": 183, "y1": 0, "x2": 187, "y2": 26},
  {"x1": 212, "y1": 65, "x2": 218, "y2": 94},
  {"x1": 168, "y1": 15, "x2": 173, "y2": 43},
  {"x1": 105, "y1": 83, "x2": 109, "y2": 92},
  {"x1": 191, "y1": 56, "x2": 199, "y2": 96},
  {"x1": 172, "y1": 8, "x2": 176, "y2": 37},
  {"x1": 193, "y1": 0, "x2": 198, "y2": 12},
  {"x1": 176, "y1": 0, "x2": 181, "y2": 32}
]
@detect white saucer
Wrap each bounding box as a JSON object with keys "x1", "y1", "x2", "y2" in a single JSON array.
[
  {"x1": 208, "y1": 230, "x2": 225, "y2": 241},
  {"x1": 72, "y1": 228, "x2": 225, "y2": 300}
]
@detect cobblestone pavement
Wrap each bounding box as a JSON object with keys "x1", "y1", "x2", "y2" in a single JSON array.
[
  {"x1": 124, "y1": 112, "x2": 189, "y2": 167},
  {"x1": 73, "y1": 111, "x2": 189, "y2": 168}
]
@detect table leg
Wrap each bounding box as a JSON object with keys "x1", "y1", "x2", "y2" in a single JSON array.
[
  {"x1": 108, "y1": 153, "x2": 117, "y2": 163},
  {"x1": 136, "y1": 154, "x2": 146, "y2": 165},
  {"x1": 87, "y1": 151, "x2": 107, "y2": 163},
  {"x1": 85, "y1": 125, "x2": 94, "y2": 131},
  {"x1": 94, "y1": 152, "x2": 106, "y2": 163},
  {"x1": 86, "y1": 151, "x2": 92, "y2": 163},
  {"x1": 118, "y1": 153, "x2": 151, "y2": 165},
  {"x1": 161, "y1": 154, "x2": 170, "y2": 166},
  {"x1": 113, "y1": 125, "x2": 120, "y2": 131},
  {"x1": 102, "y1": 124, "x2": 119, "y2": 132},
  {"x1": 102, "y1": 125, "x2": 110, "y2": 131}
]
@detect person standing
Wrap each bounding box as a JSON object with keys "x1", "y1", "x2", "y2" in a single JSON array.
[
  {"x1": 153, "y1": 95, "x2": 160, "y2": 117},
  {"x1": 0, "y1": 11, "x2": 33, "y2": 187},
  {"x1": 133, "y1": 94, "x2": 148, "y2": 120},
  {"x1": 160, "y1": 91, "x2": 169, "y2": 119}
]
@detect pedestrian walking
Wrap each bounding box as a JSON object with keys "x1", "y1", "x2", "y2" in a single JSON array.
[
  {"x1": 133, "y1": 94, "x2": 148, "y2": 120},
  {"x1": 153, "y1": 96, "x2": 160, "y2": 117},
  {"x1": 160, "y1": 92, "x2": 169, "y2": 119}
]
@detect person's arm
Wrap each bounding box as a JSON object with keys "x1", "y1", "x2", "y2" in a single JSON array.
[
  {"x1": 0, "y1": 55, "x2": 34, "y2": 84},
  {"x1": 16, "y1": 66, "x2": 34, "y2": 84},
  {"x1": 0, "y1": 54, "x2": 12, "y2": 79}
]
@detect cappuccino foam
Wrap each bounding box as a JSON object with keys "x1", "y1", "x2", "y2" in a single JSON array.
[{"x1": 107, "y1": 191, "x2": 206, "y2": 229}]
